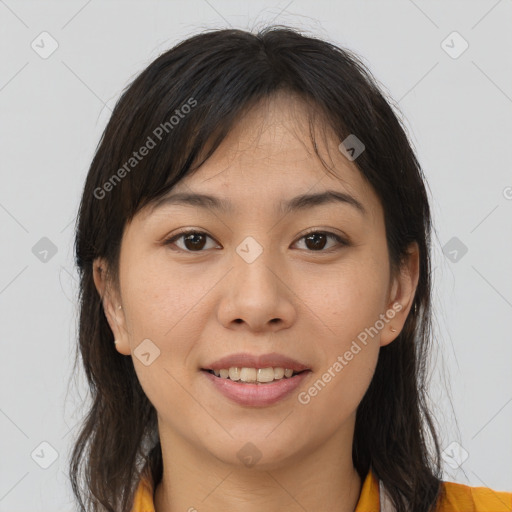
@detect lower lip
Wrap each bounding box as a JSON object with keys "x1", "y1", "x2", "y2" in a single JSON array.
[{"x1": 201, "y1": 370, "x2": 311, "y2": 407}]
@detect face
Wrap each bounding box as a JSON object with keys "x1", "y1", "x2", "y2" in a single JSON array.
[{"x1": 94, "y1": 93, "x2": 419, "y2": 471}]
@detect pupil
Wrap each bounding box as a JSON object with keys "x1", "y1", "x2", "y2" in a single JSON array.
[
  {"x1": 305, "y1": 233, "x2": 326, "y2": 250},
  {"x1": 185, "y1": 233, "x2": 205, "y2": 250}
]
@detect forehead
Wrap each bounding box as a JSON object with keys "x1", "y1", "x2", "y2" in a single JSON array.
[
  {"x1": 145, "y1": 93, "x2": 382, "y2": 222},
  {"x1": 192, "y1": 93, "x2": 356, "y2": 183}
]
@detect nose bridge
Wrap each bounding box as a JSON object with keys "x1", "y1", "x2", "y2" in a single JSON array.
[
  {"x1": 235, "y1": 234, "x2": 267, "y2": 266},
  {"x1": 233, "y1": 234, "x2": 279, "y2": 296}
]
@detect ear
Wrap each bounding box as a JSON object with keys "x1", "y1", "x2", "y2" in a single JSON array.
[
  {"x1": 380, "y1": 241, "x2": 420, "y2": 347},
  {"x1": 92, "y1": 257, "x2": 131, "y2": 356}
]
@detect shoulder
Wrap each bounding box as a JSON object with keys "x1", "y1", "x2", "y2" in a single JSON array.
[{"x1": 436, "y1": 479, "x2": 512, "y2": 511}]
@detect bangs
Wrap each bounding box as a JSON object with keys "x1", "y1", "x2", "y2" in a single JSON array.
[{"x1": 89, "y1": 27, "x2": 375, "y2": 227}]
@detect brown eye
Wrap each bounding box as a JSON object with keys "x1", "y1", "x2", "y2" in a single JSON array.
[
  {"x1": 182, "y1": 232, "x2": 207, "y2": 251},
  {"x1": 163, "y1": 230, "x2": 219, "y2": 252},
  {"x1": 163, "y1": 229, "x2": 349, "y2": 253},
  {"x1": 294, "y1": 231, "x2": 349, "y2": 252},
  {"x1": 304, "y1": 232, "x2": 328, "y2": 251}
]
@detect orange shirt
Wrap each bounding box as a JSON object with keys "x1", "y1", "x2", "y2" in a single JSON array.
[{"x1": 130, "y1": 465, "x2": 512, "y2": 512}]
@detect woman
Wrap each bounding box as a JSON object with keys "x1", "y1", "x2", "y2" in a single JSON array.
[{"x1": 69, "y1": 26, "x2": 512, "y2": 512}]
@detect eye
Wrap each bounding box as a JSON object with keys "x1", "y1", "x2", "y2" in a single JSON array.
[
  {"x1": 162, "y1": 229, "x2": 350, "y2": 253},
  {"x1": 163, "y1": 230, "x2": 220, "y2": 252},
  {"x1": 293, "y1": 230, "x2": 349, "y2": 252}
]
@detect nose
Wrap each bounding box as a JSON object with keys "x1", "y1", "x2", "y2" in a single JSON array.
[{"x1": 216, "y1": 239, "x2": 297, "y2": 333}]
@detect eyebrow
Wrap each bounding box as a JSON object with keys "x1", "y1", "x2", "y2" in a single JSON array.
[{"x1": 151, "y1": 189, "x2": 367, "y2": 216}]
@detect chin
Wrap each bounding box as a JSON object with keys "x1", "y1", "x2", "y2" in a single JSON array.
[{"x1": 203, "y1": 433, "x2": 305, "y2": 470}]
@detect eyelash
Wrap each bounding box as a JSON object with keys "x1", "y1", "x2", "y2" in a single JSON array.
[{"x1": 162, "y1": 228, "x2": 350, "y2": 254}]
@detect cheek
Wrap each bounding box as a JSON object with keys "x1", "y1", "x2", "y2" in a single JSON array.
[
  {"x1": 310, "y1": 254, "x2": 390, "y2": 338},
  {"x1": 121, "y1": 252, "x2": 212, "y2": 340},
  {"x1": 295, "y1": 338, "x2": 379, "y2": 441},
  {"x1": 309, "y1": 251, "x2": 387, "y2": 420},
  {"x1": 120, "y1": 254, "x2": 222, "y2": 406},
  {"x1": 121, "y1": 258, "x2": 208, "y2": 415},
  {"x1": 301, "y1": 252, "x2": 387, "y2": 411}
]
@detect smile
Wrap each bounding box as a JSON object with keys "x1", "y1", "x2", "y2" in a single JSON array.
[
  {"x1": 206, "y1": 366, "x2": 304, "y2": 383},
  {"x1": 201, "y1": 368, "x2": 312, "y2": 407}
]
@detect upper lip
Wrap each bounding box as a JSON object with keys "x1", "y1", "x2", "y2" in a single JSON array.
[{"x1": 203, "y1": 352, "x2": 311, "y2": 372}]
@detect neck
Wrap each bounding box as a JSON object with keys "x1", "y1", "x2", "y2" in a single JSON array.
[{"x1": 154, "y1": 420, "x2": 362, "y2": 512}]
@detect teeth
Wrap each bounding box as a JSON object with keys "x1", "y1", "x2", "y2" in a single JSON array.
[
  {"x1": 240, "y1": 367, "x2": 257, "y2": 382},
  {"x1": 211, "y1": 367, "x2": 298, "y2": 383},
  {"x1": 274, "y1": 367, "x2": 285, "y2": 379},
  {"x1": 257, "y1": 368, "x2": 275, "y2": 383},
  {"x1": 228, "y1": 367, "x2": 241, "y2": 381}
]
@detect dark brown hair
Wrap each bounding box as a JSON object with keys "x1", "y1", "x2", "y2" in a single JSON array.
[{"x1": 69, "y1": 25, "x2": 444, "y2": 511}]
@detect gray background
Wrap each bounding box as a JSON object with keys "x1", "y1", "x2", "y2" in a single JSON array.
[{"x1": 1, "y1": 0, "x2": 511, "y2": 510}]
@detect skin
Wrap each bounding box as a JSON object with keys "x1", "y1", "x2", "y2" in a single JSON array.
[{"x1": 93, "y1": 91, "x2": 419, "y2": 512}]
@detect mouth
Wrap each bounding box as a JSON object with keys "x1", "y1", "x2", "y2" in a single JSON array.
[
  {"x1": 201, "y1": 368, "x2": 309, "y2": 384},
  {"x1": 200, "y1": 367, "x2": 312, "y2": 407}
]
